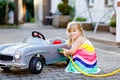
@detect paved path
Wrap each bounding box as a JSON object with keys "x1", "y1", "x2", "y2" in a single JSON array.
[{"x1": 0, "y1": 23, "x2": 120, "y2": 80}]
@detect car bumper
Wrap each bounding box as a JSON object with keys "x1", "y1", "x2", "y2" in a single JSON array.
[{"x1": 0, "y1": 61, "x2": 26, "y2": 68}]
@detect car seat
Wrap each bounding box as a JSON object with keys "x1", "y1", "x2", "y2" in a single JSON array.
[{"x1": 52, "y1": 39, "x2": 62, "y2": 44}]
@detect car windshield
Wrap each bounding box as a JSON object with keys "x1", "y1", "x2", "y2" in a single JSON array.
[{"x1": 23, "y1": 37, "x2": 48, "y2": 45}]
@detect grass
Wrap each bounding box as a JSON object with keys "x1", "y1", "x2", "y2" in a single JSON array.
[
  {"x1": 0, "y1": 24, "x2": 18, "y2": 29},
  {"x1": 30, "y1": 18, "x2": 35, "y2": 23}
]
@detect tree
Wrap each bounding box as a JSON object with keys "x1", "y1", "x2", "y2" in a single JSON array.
[{"x1": 0, "y1": 0, "x2": 15, "y2": 24}]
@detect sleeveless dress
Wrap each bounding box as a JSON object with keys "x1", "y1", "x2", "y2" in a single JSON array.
[{"x1": 65, "y1": 40, "x2": 100, "y2": 74}]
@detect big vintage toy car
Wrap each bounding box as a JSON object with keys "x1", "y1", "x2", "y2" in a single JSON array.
[{"x1": 0, "y1": 31, "x2": 69, "y2": 74}]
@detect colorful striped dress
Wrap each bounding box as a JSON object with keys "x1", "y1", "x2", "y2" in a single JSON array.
[{"x1": 65, "y1": 40, "x2": 100, "y2": 74}]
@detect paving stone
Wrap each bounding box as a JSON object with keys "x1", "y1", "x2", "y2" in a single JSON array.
[
  {"x1": 0, "y1": 24, "x2": 120, "y2": 80},
  {"x1": 1, "y1": 78, "x2": 21, "y2": 80}
]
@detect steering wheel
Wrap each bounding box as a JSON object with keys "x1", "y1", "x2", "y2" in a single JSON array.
[{"x1": 32, "y1": 31, "x2": 45, "y2": 40}]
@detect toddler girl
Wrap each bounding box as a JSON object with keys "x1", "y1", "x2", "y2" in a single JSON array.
[{"x1": 60, "y1": 22, "x2": 100, "y2": 74}]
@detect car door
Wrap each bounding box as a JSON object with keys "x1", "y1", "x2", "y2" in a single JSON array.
[{"x1": 46, "y1": 44, "x2": 68, "y2": 64}]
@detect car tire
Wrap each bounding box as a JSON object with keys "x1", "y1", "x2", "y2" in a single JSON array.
[
  {"x1": 1, "y1": 66, "x2": 11, "y2": 70},
  {"x1": 29, "y1": 57, "x2": 43, "y2": 74}
]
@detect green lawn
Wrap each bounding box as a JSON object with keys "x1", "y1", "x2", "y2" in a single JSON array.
[{"x1": 0, "y1": 24, "x2": 18, "y2": 29}]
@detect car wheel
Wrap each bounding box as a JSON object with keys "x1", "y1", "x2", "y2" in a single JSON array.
[
  {"x1": 1, "y1": 66, "x2": 11, "y2": 70},
  {"x1": 29, "y1": 57, "x2": 43, "y2": 74}
]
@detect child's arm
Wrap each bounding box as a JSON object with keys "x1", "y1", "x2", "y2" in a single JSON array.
[
  {"x1": 67, "y1": 41, "x2": 80, "y2": 55},
  {"x1": 66, "y1": 37, "x2": 86, "y2": 55},
  {"x1": 58, "y1": 37, "x2": 86, "y2": 56},
  {"x1": 58, "y1": 40, "x2": 81, "y2": 56}
]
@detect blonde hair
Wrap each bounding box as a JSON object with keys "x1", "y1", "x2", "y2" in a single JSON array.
[{"x1": 66, "y1": 22, "x2": 84, "y2": 46}]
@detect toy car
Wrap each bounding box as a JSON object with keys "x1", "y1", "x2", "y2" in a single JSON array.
[{"x1": 0, "y1": 31, "x2": 69, "y2": 74}]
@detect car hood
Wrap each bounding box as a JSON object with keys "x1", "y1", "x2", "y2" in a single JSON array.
[{"x1": 0, "y1": 43, "x2": 29, "y2": 55}]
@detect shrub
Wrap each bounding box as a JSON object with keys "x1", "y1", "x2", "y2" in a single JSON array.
[
  {"x1": 69, "y1": 17, "x2": 87, "y2": 22},
  {"x1": 109, "y1": 18, "x2": 116, "y2": 27},
  {"x1": 109, "y1": 14, "x2": 116, "y2": 27},
  {"x1": 57, "y1": 0, "x2": 73, "y2": 15},
  {"x1": 75, "y1": 17, "x2": 87, "y2": 21}
]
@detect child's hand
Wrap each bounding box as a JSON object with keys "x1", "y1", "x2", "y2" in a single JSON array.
[
  {"x1": 58, "y1": 48, "x2": 69, "y2": 57},
  {"x1": 63, "y1": 49, "x2": 69, "y2": 57},
  {"x1": 58, "y1": 48, "x2": 64, "y2": 54}
]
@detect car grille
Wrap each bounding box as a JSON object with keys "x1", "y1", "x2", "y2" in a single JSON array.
[{"x1": 0, "y1": 54, "x2": 13, "y2": 61}]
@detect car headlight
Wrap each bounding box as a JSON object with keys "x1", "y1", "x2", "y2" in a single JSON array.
[{"x1": 14, "y1": 50, "x2": 22, "y2": 60}]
